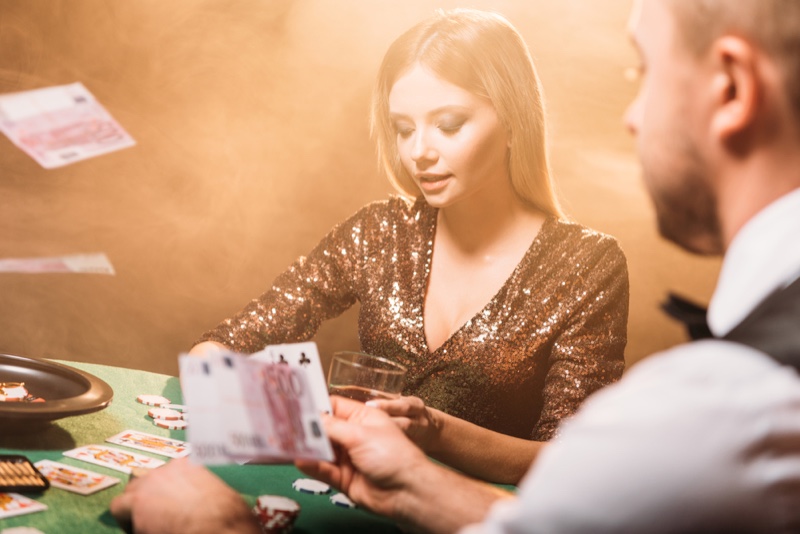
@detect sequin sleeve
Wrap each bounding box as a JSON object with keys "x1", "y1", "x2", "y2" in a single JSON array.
[
  {"x1": 194, "y1": 204, "x2": 381, "y2": 353},
  {"x1": 531, "y1": 235, "x2": 629, "y2": 440}
]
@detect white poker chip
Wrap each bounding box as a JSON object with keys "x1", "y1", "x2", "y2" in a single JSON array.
[
  {"x1": 153, "y1": 418, "x2": 188, "y2": 430},
  {"x1": 329, "y1": 492, "x2": 357, "y2": 509},
  {"x1": 292, "y1": 478, "x2": 330, "y2": 495},
  {"x1": 136, "y1": 394, "x2": 171, "y2": 407},
  {"x1": 147, "y1": 407, "x2": 183, "y2": 420}
]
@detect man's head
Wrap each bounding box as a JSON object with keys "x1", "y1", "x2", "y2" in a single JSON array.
[
  {"x1": 626, "y1": 0, "x2": 800, "y2": 254},
  {"x1": 666, "y1": 0, "x2": 800, "y2": 120}
]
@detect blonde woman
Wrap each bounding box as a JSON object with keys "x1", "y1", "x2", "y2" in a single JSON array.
[{"x1": 191, "y1": 8, "x2": 628, "y2": 484}]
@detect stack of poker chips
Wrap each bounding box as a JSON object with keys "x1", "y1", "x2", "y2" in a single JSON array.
[
  {"x1": 0, "y1": 382, "x2": 44, "y2": 403},
  {"x1": 136, "y1": 395, "x2": 188, "y2": 430},
  {"x1": 252, "y1": 495, "x2": 301, "y2": 534},
  {"x1": 0, "y1": 455, "x2": 50, "y2": 492}
]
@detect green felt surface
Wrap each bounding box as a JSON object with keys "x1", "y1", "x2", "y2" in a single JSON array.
[{"x1": 0, "y1": 360, "x2": 401, "y2": 533}]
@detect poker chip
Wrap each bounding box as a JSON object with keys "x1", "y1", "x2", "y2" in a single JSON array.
[
  {"x1": 153, "y1": 418, "x2": 188, "y2": 430},
  {"x1": 252, "y1": 495, "x2": 300, "y2": 534},
  {"x1": 0, "y1": 383, "x2": 29, "y2": 402},
  {"x1": 329, "y1": 492, "x2": 356, "y2": 509},
  {"x1": 136, "y1": 394, "x2": 171, "y2": 407},
  {"x1": 291, "y1": 478, "x2": 330, "y2": 495},
  {"x1": 147, "y1": 407, "x2": 183, "y2": 420}
]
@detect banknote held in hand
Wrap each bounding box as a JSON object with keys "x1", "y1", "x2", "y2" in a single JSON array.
[{"x1": 179, "y1": 342, "x2": 334, "y2": 465}]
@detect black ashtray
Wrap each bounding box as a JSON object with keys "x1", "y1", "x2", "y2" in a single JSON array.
[{"x1": 0, "y1": 354, "x2": 113, "y2": 430}]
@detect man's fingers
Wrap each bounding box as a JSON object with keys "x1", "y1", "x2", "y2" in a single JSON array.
[
  {"x1": 295, "y1": 459, "x2": 340, "y2": 487},
  {"x1": 325, "y1": 414, "x2": 370, "y2": 448},
  {"x1": 330, "y1": 395, "x2": 372, "y2": 419},
  {"x1": 109, "y1": 493, "x2": 134, "y2": 533}
]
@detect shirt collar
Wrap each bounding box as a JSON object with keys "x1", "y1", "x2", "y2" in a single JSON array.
[{"x1": 708, "y1": 187, "x2": 800, "y2": 336}]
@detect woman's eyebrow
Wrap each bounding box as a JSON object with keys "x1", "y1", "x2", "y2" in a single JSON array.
[{"x1": 388, "y1": 105, "x2": 472, "y2": 120}]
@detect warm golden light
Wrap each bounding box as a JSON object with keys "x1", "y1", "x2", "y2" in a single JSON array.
[{"x1": 0, "y1": 0, "x2": 720, "y2": 375}]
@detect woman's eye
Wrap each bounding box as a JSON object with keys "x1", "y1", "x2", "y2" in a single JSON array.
[
  {"x1": 393, "y1": 124, "x2": 414, "y2": 138},
  {"x1": 438, "y1": 121, "x2": 464, "y2": 134}
]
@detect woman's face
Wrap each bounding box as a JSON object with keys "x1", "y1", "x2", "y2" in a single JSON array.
[{"x1": 388, "y1": 63, "x2": 510, "y2": 209}]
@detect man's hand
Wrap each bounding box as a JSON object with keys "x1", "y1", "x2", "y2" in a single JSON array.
[
  {"x1": 109, "y1": 458, "x2": 260, "y2": 534},
  {"x1": 297, "y1": 396, "x2": 513, "y2": 533},
  {"x1": 295, "y1": 396, "x2": 431, "y2": 518}
]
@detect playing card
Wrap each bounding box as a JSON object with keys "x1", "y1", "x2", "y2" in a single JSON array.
[
  {"x1": 0, "y1": 82, "x2": 135, "y2": 169},
  {"x1": 106, "y1": 430, "x2": 190, "y2": 459},
  {"x1": 62, "y1": 444, "x2": 165, "y2": 474},
  {"x1": 34, "y1": 460, "x2": 120, "y2": 495},
  {"x1": 252, "y1": 341, "x2": 332, "y2": 413},
  {"x1": 0, "y1": 493, "x2": 47, "y2": 519}
]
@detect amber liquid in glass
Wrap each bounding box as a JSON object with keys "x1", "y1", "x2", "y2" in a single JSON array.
[{"x1": 328, "y1": 385, "x2": 398, "y2": 403}]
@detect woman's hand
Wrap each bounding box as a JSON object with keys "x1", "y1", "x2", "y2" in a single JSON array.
[
  {"x1": 367, "y1": 395, "x2": 443, "y2": 452},
  {"x1": 187, "y1": 341, "x2": 228, "y2": 356},
  {"x1": 370, "y1": 395, "x2": 546, "y2": 485}
]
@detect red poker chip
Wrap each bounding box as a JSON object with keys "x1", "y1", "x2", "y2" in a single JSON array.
[{"x1": 252, "y1": 495, "x2": 300, "y2": 534}]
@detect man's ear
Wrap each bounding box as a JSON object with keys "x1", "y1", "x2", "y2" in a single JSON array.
[{"x1": 709, "y1": 36, "x2": 760, "y2": 141}]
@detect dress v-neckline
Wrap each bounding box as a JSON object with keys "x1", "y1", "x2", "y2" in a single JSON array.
[{"x1": 418, "y1": 205, "x2": 553, "y2": 355}]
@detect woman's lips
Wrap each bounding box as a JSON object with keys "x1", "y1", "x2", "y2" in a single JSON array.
[{"x1": 417, "y1": 174, "x2": 451, "y2": 193}]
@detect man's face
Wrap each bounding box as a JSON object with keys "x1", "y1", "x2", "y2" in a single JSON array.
[{"x1": 625, "y1": 0, "x2": 724, "y2": 255}]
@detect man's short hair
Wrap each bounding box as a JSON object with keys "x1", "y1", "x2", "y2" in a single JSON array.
[{"x1": 666, "y1": 0, "x2": 800, "y2": 118}]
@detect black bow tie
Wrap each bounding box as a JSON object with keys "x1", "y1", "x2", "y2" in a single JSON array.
[{"x1": 661, "y1": 293, "x2": 713, "y2": 340}]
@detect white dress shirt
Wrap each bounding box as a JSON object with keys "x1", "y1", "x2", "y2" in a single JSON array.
[{"x1": 462, "y1": 188, "x2": 800, "y2": 534}]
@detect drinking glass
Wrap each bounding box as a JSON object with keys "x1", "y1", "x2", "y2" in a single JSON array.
[{"x1": 327, "y1": 351, "x2": 407, "y2": 402}]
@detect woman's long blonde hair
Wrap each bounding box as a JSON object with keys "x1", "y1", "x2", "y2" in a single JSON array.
[{"x1": 371, "y1": 8, "x2": 564, "y2": 218}]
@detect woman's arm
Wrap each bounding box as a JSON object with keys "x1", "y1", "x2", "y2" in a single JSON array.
[
  {"x1": 372, "y1": 396, "x2": 546, "y2": 485},
  {"x1": 532, "y1": 238, "x2": 629, "y2": 440},
  {"x1": 192, "y1": 204, "x2": 391, "y2": 354}
]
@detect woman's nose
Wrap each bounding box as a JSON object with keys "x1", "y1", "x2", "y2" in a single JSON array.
[{"x1": 410, "y1": 129, "x2": 437, "y2": 163}]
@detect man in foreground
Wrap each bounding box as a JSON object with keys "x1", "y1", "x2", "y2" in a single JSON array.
[{"x1": 111, "y1": 0, "x2": 800, "y2": 532}]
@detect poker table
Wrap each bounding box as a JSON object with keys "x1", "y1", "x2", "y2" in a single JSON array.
[{"x1": 0, "y1": 360, "x2": 403, "y2": 533}]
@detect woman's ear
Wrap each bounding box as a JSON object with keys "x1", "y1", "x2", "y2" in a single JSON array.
[{"x1": 709, "y1": 36, "x2": 760, "y2": 141}]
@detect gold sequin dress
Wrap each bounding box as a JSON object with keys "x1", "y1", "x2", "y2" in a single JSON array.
[{"x1": 197, "y1": 196, "x2": 629, "y2": 440}]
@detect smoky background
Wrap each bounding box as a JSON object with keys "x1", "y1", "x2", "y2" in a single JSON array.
[{"x1": 0, "y1": 0, "x2": 719, "y2": 376}]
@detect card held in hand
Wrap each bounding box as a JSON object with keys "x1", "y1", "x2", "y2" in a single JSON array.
[{"x1": 180, "y1": 343, "x2": 334, "y2": 465}]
